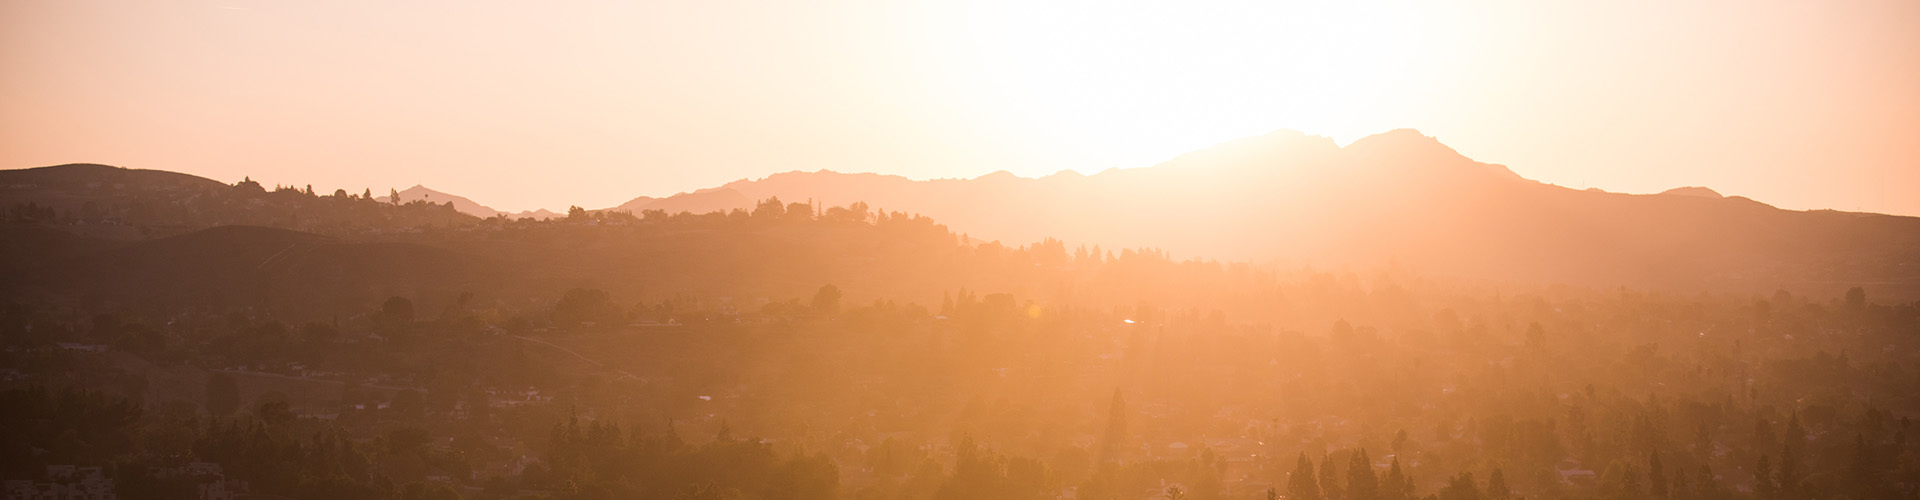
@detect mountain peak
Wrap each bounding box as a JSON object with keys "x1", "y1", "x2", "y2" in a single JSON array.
[
  {"x1": 1659, "y1": 186, "x2": 1724, "y2": 199},
  {"x1": 975, "y1": 170, "x2": 1021, "y2": 181},
  {"x1": 1343, "y1": 128, "x2": 1455, "y2": 157},
  {"x1": 384, "y1": 185, "x2": 504, "y2": 218},
  {"x1": 1339, "y1": 129, "x2": 1523, "y2": 182}
]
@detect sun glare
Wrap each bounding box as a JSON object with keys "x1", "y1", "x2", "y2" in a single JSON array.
[
  {"x1": 948, "y1": 0, "x2": 1462, "y2": 171},
  {"x1": 5, "y1": 2, "x2": 1919, "y2": 499}
]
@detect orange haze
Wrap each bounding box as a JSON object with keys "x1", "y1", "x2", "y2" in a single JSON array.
[{"x1": 2, "y1": 0, "x2": 1916, "y2": 215}]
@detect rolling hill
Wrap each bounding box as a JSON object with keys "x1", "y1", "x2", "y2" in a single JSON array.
[
  {"x1": 6, "y1": 129, "x2": 1917, "y2": 299},
  {"x1": 625, "y1": 129, "x2": 1920, "y2": 297}
]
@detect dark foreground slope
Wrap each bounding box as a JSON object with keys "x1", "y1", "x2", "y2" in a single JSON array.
[
  {"x1": 1, "y1": 225, "x2": 509, "y2": 319},
  {"x1": 3, "y1": 206, "x2": 1316, "y2": 328}
]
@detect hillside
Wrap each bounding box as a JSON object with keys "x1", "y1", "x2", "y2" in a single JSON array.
[
  {"x1": 7, "y1": 129, "x2": 1917, "y2": 299},
  {"x1": 632, "y1": 129, "x2": 1920, "y2": 298},
  {"x1": 1, "y1": 164, "x2": 484, "y2": 237},
  {"x1": 1, "y1": 225, "x2": 508, "y2": 319}
]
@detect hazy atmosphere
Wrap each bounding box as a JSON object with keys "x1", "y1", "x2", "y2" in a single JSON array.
[
  {"x1": 3, "y1": 2, "x2": 1918, "y2": 500},
  {"x1": 4, "y1": 0, "x2": 1917, "y2": 214}
]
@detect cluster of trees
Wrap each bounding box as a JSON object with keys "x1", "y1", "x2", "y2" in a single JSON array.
[
  {"x1": 3, "y1": 172, "x2": 479, "y2": 234},
  {"x1": 519, "y1": 414, "x2": 838, "y2": 500},
  {"x1": 4, "y1": 193, "x2": 1919, "y2": 499},
  {"x1": 0, "y1": 385, "x2": 540, "y2": 500}
]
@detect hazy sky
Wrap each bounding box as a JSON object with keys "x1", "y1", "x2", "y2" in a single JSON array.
[{"x1": 3, "y1": 0, "x2": 1916, "y2": 215}]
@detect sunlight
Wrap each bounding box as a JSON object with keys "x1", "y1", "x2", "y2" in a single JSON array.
[
  {"x1": 5, "y1": 2, "x2": 1917, "y2": 498},
  {"x1": 950, "y1": 0, "x2": 1463, "y2": 170}
]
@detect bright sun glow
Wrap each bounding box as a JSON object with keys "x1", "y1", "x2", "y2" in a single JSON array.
[{"x1": 947, "y1": 0, "x2": 1464, "y2": 171}]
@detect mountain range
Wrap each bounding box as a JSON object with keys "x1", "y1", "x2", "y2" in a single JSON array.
[
  {"x1": 6, "y1": 129, "x2": 1917, "y2": 299},
  {"x1": 563, "y1": 129, "x2": 1918, "y2": 297},
  {"x1": 382, "y1": 185, "x2": 562, "y2": 220}
]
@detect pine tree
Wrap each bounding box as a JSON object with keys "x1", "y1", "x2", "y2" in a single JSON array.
[
  {"x1": 1438, "y1": 472, "x2": 1481, "y2": 500},
  {"x1": 1848, "y1": 434, "x2": 1877, "y2": 500},
  {"x1": 1778, "y1": 443, "x2": 1802, "y2": 497},
  {"x1": 1784, "y1": 411, "x2": 1807, "y2": 451},
  {"x1": 1754, "y1": 416, "x2": 1777, "y2": 454},
  {"x1": 1602, "y1": 462, "x2": 1643, "y2": 499},
  {"x1": 1486, "y1": 468, "x2": 1509, "y2": 500},
  {"x1": 1290, "y1": 453, "x2": 1323, "y2": 500},
  {"x1": 1347, "y1": 449, "x2": 1378, "y2": 500},
  {"x1": 1649, "y1": 452, "x2": 1668, "y2": 497},
  {"x1": 1320, "y1": 452, "x2": 1344, "y2": 500},
  {"x1": 1382, "y1": 459, "x2": 1411, "y2": 500},
  {"x1": 1754, "y1": 455, "x2": 1776, "y2": 499},
  {"x1": 1696, "y1": 464, "x2": 1717, "y2": 498},
  {"x1": 1097, "y1": 389, "x2": 1127, "y2": 464}
]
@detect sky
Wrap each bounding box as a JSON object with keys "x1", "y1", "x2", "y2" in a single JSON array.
[{"x1": 2, "y1": 0, "x2": 1916, "y2": 215}]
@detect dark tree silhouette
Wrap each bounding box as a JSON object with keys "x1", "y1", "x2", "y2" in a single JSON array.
[
  {"x1": 1097, "y1": 388, "x2": 1127, "y2": 464},
  {"x1": 1290, "y1": 453, "x2": 1323, "y2": 500}
]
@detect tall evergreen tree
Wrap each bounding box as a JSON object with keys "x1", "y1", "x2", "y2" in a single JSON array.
[
  {"x1": 1347, "y1": 449, "x2": 1378, "y2": 500},
  {"x1": 1437, "y1": 472, "x2": 1481, "y2": 500},
  {"x1": 1846, "y1": 433, "x2": 1883, "y2": 499},
  {"x1": 1670, "y1": 467, "x2": 1691, "y2": 500},
  {"x1": 1777, "y1": 443, "x2": 1802, "y2": 496},
  {"x1": 1754, "y1": 455, "x2": 1777, "y2": 499},
  {"x1": 1097, "y1": 389, "x2": 1127, "y2": 464},
  {"x1": 1754, "y1": 417, "x2": 1777, "y2": 454},
  {"x1": 1783, "y1": 413, "x2": 1806, "y2": 451},
  {"x1": 1320, "y1": 452, "x2": 1344, "y2": 500},
  {"x1": 1696, "y1": 464, "x2": 1718, "y2": 498},
  {"x1": 1485, "y1": 468, "x2": 1509, "y2": 500},
  {"x1": 1382, "y1": 459, "x2": 1412, "y2": 500},
  {"x1": 1601, "y1": 462, "x2": 1643, "y2": 499},
  {"x1": 1782, "y1": 413, "x2": 1808, "y2": 495},
  {"x1": 1289, "y1": 453, "x2": 1323, "y2": 500}
]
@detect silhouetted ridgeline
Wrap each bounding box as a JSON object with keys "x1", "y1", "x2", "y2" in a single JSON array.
[
  {"x1": 8, "y1": 128, "x2": 1920, "y2": 303},
  {"x1": 1, "y1": 163, "x2": 480, "y2": 238},
  {"x1": 657, "y1": 130, "x2": 1920, "y2": 300}
]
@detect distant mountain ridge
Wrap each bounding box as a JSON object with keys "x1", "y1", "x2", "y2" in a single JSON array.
[
  {"x1": 6, "y1": 128, "x2": 1917, "y2": 298},
  {"x1": 382, "y1": 185, "x2": 561, "y2": 220},
  {"x1": 612, "y1": 188, "x2": 751, "y2": 216},
  {"x1": 594, "y1": 128, "x2": 1920, "y2": 297}
]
